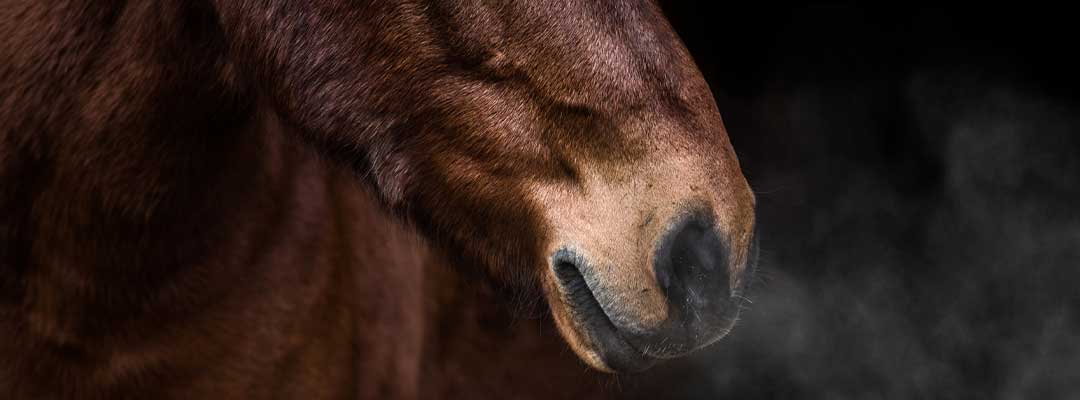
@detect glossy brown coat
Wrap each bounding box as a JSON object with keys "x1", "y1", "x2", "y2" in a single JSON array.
[{"x1": 0, "y1": 0, "x2": 753, "y2": 398}]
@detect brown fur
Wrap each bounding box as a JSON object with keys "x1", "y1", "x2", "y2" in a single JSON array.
[{"x1": 0, "y1": 0, "x2": 753, "y2": 398}]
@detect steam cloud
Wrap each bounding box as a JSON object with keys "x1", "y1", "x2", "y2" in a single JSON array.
[
  {"x1": 623, "y1": 69, "x2": 1080, "y2": 398},
  {"x1": 602, "y1": 5, "x2": 1080, "y2": 397}
]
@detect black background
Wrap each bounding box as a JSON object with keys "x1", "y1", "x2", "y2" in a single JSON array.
[{"x1": 629, "y1": 4, "x2": 1080, "y2": 399}]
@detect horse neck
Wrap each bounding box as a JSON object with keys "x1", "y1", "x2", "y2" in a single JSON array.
[
  {"x1": 0, "y1": 0, "x2": 276, "y2": 346},
  {"x1": 416, "y1": 256, "x2": 612, "y2": 397}
]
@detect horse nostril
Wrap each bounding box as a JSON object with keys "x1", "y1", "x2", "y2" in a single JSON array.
[{"x1": 654, "y1": 214, "x2": 730, "y2": 315}]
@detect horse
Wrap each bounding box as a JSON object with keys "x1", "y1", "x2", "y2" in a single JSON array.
[{"x1": 0, "y1": 0, "x2": 757, "y2": 398}]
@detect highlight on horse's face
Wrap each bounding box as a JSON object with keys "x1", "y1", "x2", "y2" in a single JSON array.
[{"x1": 348, "y1": 1, "x2": 757, "y2": 372}]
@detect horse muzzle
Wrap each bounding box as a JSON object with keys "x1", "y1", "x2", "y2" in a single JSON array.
[{"x1": 549, "y1": 211, "x2": 756, "y2": 372}]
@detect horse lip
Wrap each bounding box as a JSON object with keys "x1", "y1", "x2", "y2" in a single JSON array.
[{"x1": 551, "y1": 249, "x2": 656, "y2": 372}]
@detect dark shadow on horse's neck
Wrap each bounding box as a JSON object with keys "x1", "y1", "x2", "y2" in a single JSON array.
[{"x1": 0, "y1": 0, "x2": 286, "y2": 346}]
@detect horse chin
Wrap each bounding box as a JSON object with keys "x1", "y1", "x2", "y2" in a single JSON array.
[{"x1": 542, "y1": 266, "x2": 657, "y2": 373}]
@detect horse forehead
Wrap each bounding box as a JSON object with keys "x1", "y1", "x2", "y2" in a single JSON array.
[
  {"x1": 379, "y1": 0, "x2": 706, "y2": 141},
  {"x1": 423, "y1": 0, "x2": 660, "y2": 97}
]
